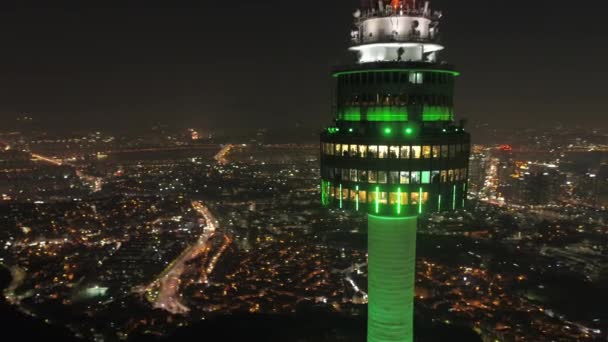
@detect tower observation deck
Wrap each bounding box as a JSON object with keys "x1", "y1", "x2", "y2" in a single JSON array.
[{"x1": 320, "y1": 1, "x2": 471, "y2": 341}]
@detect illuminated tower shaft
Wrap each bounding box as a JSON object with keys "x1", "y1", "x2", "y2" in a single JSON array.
[
  {"x1": 320, "y1": 1, "x2": 470, "y2": 341},
  {"x1": 368, "y1": 215, "x2": 417, "y2": 342}
]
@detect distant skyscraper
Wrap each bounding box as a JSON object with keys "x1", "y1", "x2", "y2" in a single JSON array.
[{"x1": 320, "y1": 1, "x2": 470, "y2": 341}]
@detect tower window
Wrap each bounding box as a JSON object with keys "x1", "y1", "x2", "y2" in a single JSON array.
[{"x1": 409, "y1": 72, "x2": 424, "y2": 84}]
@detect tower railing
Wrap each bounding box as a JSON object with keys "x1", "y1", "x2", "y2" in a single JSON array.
[{"x1": 351, "y1": 34, "x2": 441, "y2": 46}]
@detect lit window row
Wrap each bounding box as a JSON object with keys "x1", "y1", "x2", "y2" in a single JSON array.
[
  {"x1": 337, "y1": 71, "x2": 452, "y2": 86},
  {"x1": 326, "y1": 168, "x2": 467, "y2": 184},
  {"x1": 322, "y1": 143, "x2": 469, "y2": 159},
  {"x1": 342, "y1": 93, "x2": 453, "y2": 107},
  {"x1": 328, "y1": 186, "x2": 429, "y2": 206}
]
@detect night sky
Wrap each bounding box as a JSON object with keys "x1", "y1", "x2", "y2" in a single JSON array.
[{"x1": 0, "y1": 0, "x2": 605, "y2": 131}]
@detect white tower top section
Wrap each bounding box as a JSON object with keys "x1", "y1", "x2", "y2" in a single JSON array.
[{"x1": 350, "y1": 1, "x2": 444, "y2": 63}]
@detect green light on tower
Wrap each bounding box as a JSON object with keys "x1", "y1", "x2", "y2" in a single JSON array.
[
  {"x1": 384, "y1": 127, "x2": 392, "y2": 135},
  {"x1": 405, "y1": 127, "x2": 413, "y2": 135},
  {"x1": 375, "y1": 186, "x2": 380, "y2": 214},
  {"x1": 356, "y1": 185, "x2": 359, "y2": 211},
  {"x1": 397, "y1": 187, "x2": 401, "y2": 214},
  {"x1": 438, "y1": 194, "x2": 442, "y2": 212},
  {"x1": 418, "y1": 187, "x2": 423, "y2": 214},
  {"x1": 368, "y1": 215, "x2": 417, "y2": 342},
  {"x1": 453, "y1": 185, "x2": 457, "y2": 210},
  {"x1": 462, "y1": 184, "x2": 466, "y2": 208}
]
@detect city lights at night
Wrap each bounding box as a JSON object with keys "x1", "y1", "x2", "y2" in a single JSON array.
[{"x1": 0, "y1": 1, "x2": 606, "y2": 341}]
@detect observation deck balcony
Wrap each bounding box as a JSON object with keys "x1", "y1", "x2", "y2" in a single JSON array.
[{"x1": 351, "y1": 33, "x2": 441, "y2": 47}]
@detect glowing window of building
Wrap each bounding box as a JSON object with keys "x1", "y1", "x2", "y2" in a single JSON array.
[
  {"x1": 448, "y1": 169, "x2": 454, "y2": 182},
  {"x1": 409, "y1": 72, "x2": 424, "y2": 84},
  {"x1": 411, "y1": 146, "x2": 421, "y2": 159},
  {"x1": 411, "y1": 171, "x2": 421, "y2": 184},
  {"x1": 422, "y1": 146, "x2": 432, "y2": 159},
  {"x1": 342, "y1": 188, "x2": 349, "y2": 200},
  {"x1": 431, "y1": 170, "x2": 440, "y2": 183},
  {"x1": 389, "y1": 146, "x2": 399, "y2": 158},
  {"x1": 359, "y1": 170, "x2": 368, "y2": 182},
  {"x1": 378, "y1": 146, "x2": 388, "y2": 159},
  {"x1": 369, "y1": 170, "x2": 378, "y2": 183},
  {"x1": 350, "y1": 169, "x2": 358, "y2": 182},
  {"x1": 441, "y1": 145, "x2": 449, "y2": 158},
  {"x1": 380, "y1": 191, "x2": 388, "y2": 204},
  {"x1": 368, "y1": 146, "x2": 378, "y2": 158},
  {"x1": 422, "y1": 192, "x2": 429, "y2": 204},
  {"x1": 411, "y1": 191, "x2": 420, "y2": 205},
  {"x1": 400, "y1": 191, "x2": 409, "y2": 205},
  {"x1": 400, "y1": 145, "x2": 410, "y2": 159},
  {"x1": 349, "y1": 189, "x2": 357, "y2": 201},
  {"x1": 389, "y1": 171, "x2": 399, "y2": 184},
  {"x1": 359, "y1": 145, "x2": 368, "y2": 158},
  {"x1": 335, "y1": 144, "x2": 341, "y2": 155},
  {"x1": 350, "y1": 144, "x2": 358, "y2": 157},
  {"x1": 368, "y1": 190, "x2": 377, "y2": 204},
  {"x1": 378, "y1": 171, "x2": 387, "y2": 184},
  {"x1": 400, "y1": 171, "x2": 410, "y2": 184},
  {"x1": 342, "y1": 144, "x2": 350, "y2": 157},
  {"x1": 389, "y1": 192, "x2": 397, "y2": 205},
  {"x1": 359, "y1": 190, "x2": 367, "y2": 203},
  {"x1": 421, "y1": 171, "x2": 431, "y2": 184},
  {"x1": 440, "y1": 170, "x2": 447, "y2": 182},
  {"x1": 328, "y1": 143, "x2": 334, "y2": 156},
  {"x1": 329, "y1": 185, "x2": 335, "y2": 197},
  {"x1": 342, "y1": 169, "x2": 349, "y2": 181},
  {"x1": 432, "y1": 145, "x2": 440, "y2": 158}
]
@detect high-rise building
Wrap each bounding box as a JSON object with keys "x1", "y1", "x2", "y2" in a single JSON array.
[{"x1": 320, "y1": 1, "x2": 470, "y2": 341}]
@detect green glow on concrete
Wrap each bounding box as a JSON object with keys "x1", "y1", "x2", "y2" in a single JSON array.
[
  {"x1": 397, "y1": 188, "x2": 402, "y2": 215},
  {"x1": 339, "y1": 184, "x2": 343, "y2": 209},
  {"x1": 453, "y1": 185, "x2": 457, "y2": 210},
  {"x1": 333, "y1": 68, "x2": 460, "y2": 78},
  {"x1": 375, "y1": 186, "x2": 380, "y2": 214},
  {"x1": 422, "y1": 106, "x2": 453, "y2": 121},
  {"x1": 356, "y1": 185, "x2": 360, "y2": 211},
  {"x1": 438, "y1": 194, "x2": 442, "y2": 212},
  {"x1": 368, "y1": 214, "x2": 417, "y2": 342},
  {"x1": 418, "y1": 187, "x2": 423, "y2": 214},
  {"x1": 367, "y1": 107, "x2": 408, "y2": 122}
]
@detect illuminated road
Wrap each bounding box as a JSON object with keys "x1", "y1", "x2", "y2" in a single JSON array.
[
  {"x1": 29, "y1": 149, "x2": 104, "y2": 192},
  {"x1": 214, "y1": 144, "x2": 234, "y2": 165},
  {"x1": 334, "y1": 262, "x2": 368, "y2": 302},
  {"x1": 148, "y1": 200, "x2": 221, "y2": 314}
]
